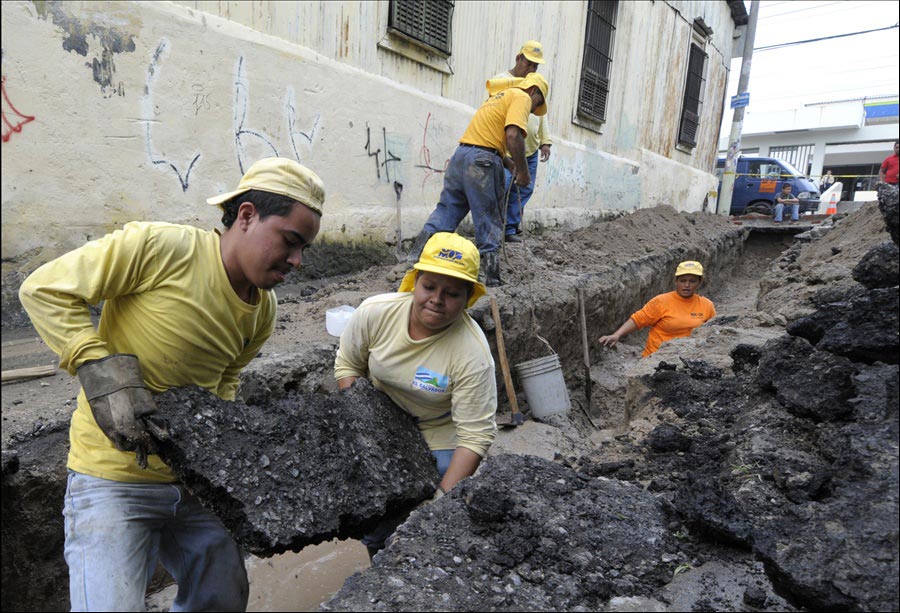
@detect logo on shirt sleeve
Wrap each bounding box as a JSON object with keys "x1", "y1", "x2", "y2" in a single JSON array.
[{"x1": 412, "y1": 367, "x2": 450, "y2": 394}]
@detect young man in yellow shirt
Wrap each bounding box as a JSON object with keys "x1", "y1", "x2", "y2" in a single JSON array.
[
  {"x1": 492, "y1": 40, "x2": 553, "y2": 243},
  {"x1": 18, "y1": 157, "x2": 324, "y2": 611},
  {"x1": 407, "y1": 72, "x2": 550, "y2": 287}
]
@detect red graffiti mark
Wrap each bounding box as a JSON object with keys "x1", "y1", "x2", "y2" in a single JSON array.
[
  {"x1": 416, "y1": 112, "x2": 450, "y2": 190},
  {"x1": 1, "y1": 76, "x2": 36, "y2": 143}
]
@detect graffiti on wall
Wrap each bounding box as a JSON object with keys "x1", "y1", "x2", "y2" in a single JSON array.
[
  {"x1": 363, "y1": 123, "x2": 405, "y2": 184},
  {"x1": 233, "y1": 58, "x2": 323, "y2": 174},
  {"x1": 191, "y1": 84, "x2": 212, "y2": 115},
  {"x1": 415, "y1": 112, "x2": 451, "y2": 190},
  {"x1": 34, "y1": 1, "x2": 133, "y2": 97},
  {"x1": 285, "y1": 86, "x2": 321, "y2": 164},
  {"x1": 142, "y1": 39, "x2": 201, "y2": 192},
  {"x1": 1, "y1": 75, "x2": 36, "y2": 143}
]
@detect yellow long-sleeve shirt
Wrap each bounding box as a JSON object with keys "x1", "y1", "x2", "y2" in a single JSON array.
[
  {"x1": 334, "y1": 293, "x2": 497, "y2": 457},
  {"x1": 18, "y1": 221, "x2": 276, "y2": 483}
]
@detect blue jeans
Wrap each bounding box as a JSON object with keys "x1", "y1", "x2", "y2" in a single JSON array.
[
  {"x1": 64, "y1": 471, "x2": 248, "y2": 612},
  {"x1": 360, "y1": 449, "x2": 454, "y2": 550},
  {"x1": 774, "y1": 202, "x2": 799, "y2": 222},
  {"x1": 421, "y1": 144, "x2": 505, "y2": 255},
  {"x1": 504, "y1": 150, "x2": 540, "y2": 235}
]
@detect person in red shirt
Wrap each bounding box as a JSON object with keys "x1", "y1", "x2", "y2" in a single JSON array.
[
  {"x1": 879, "y1": 141, "x2": 899, "y2": 185},
  {"x1": 598, "y1": 261, "x2": 716, "y2": 357}
]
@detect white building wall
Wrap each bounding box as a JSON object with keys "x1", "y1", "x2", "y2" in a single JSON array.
[{"x1": 2, "y1": 0, "x2": 739, "y2": 275}]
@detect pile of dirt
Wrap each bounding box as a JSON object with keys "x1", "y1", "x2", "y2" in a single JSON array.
[
  {"x1": 153, "y1": 379, "x2": 439, "y2": 556},
  {"x1": 577, "y1": 186, "x2": 899, "y2": 611}
]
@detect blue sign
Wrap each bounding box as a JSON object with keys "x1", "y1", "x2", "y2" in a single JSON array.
[{"x1": 730, "y1": 92, "x2": 750, "y2": 109}]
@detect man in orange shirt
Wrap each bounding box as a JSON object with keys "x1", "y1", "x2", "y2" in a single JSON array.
[
  {"x1": 407, "y1": 72, "x2": 550, "y2": 287},
  {"x1": 598, "y1": 261, "x2": 716, "y2": 357}
]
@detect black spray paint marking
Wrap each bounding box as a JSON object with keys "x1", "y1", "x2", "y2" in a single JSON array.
[
  {"x1": 142, "y1": 39, "x2": 201, "y2": 192},
  {"x1": 34, "y1": 1, "x2": 134, "y2": 96}
]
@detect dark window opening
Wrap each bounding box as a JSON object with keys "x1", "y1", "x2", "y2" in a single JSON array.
[
  {"x1": 578, "y1": 0, "x2": 618, "y2": 122},
  {"x1": 678, "y1": 43, "x2": 708, "y2": 147},
  {"x1": 388, "y1": 0, "x2": 454, "y2": 55}
]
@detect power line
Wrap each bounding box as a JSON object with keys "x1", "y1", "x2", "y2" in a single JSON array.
[
  {"x1": 754, "y1": 24, "x2": 899, "y2": 51},
  {"x1": 760, "y1": 1, "x2": 843, "y2": 19}
]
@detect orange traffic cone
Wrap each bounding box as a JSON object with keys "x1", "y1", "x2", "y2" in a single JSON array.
[{"x1": 825, "y1": 192, "x2": 838, "y2": 215}]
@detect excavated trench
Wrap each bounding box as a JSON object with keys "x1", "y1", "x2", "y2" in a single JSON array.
[{"x1": 2, "y1": 199, "x2": 897, "y2": 611}]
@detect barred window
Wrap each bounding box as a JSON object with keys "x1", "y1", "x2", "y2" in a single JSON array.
[
  {"x1": 388, "y1": 0, "x2": 454, "y2": 55},
  {"x1": 769, "y1": 144, "x2": 815, "y2": 176},
  {"x1": 577, "y1": 0, "x2": 618, "y2": 122},
  {"x1": 677, "y1": 43, "x2": 708, "y2": 147}
]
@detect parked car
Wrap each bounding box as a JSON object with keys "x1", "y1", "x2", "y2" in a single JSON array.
[{"x1": 716, "y1": 156, "x2": 821, "y2": 216}]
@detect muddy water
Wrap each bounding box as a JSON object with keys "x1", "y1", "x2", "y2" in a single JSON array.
[
  {"x1": 246, "y1": 540, "x2": 370, "y2": 611},
  {"x1": 147, "y1": 539, "x2": 370, "y2": 611}
]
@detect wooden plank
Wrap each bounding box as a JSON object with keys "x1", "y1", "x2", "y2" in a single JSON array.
[
  {"x1": 490, "y1": 296, "x2": 521, "y2": 420},
  {"x1": 2, "y1": 365, "x2": 58, "y2": 383}
]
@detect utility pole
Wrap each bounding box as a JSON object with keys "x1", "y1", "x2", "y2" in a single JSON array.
[{"x1": 717, "y1": 0, "x2": 761, "y2": 217}]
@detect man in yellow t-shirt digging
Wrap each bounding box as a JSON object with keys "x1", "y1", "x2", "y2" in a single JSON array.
[
  {"x1": 407, "y1": 72, "x2": 550, "y2": 287},
  {"x1": 18, "y1": 157, "x2": 325, "y2": 612}
]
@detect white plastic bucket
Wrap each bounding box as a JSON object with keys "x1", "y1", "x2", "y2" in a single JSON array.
[
  {"x1": 514, "y1": 354, "x2": 570, "y2": 418},
  {"x1": 326, "y1": 305, "x2": 356, "y2": 337}
]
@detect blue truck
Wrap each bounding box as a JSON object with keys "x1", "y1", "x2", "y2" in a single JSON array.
[{"x1": 716, "y1": 156, "x2": 821, "y2": 216}]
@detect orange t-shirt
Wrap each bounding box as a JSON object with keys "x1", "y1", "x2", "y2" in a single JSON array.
[
  {"x1": 459, "y1": 88, "x2": 531, "y2": 156},
  {"x1": 630, "y1": 291, "x2": 716, "y2": 357}
]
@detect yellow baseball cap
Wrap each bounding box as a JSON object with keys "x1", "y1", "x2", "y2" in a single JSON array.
[
  {"x1": 514, "y1": 72, "x2": 550, "y2": 116},
  {"x1": 399, "y1": 233, "x2": 487, "y2": 308},
  {"x1": 675, "y1": 261, "x2": 704, "y2": 277},
  {"x1": 207, "y1": 157, "x2": 325, "y2": 215},
  {"x1": 519, "y1": 40, "x2": 545, "y2": 64}
]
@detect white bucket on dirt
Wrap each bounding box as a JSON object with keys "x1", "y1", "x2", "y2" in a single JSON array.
[
  {"x1": 326, "y1": 305, "x2": 356, "y2": 337},
  {"x1": 514, "y1": 354, "x2": 570, "y2": 418}
]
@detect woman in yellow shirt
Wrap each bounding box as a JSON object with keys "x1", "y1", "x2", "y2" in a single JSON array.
[
  {"x1": 335, "y1": 232, "x2": 497, "y2": 558},
  {"x1": 598, "y1": 261, "x2": 716, "y2": 357}
]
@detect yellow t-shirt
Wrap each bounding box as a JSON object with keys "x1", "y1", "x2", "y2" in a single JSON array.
[
  {"x1": 630, "y1": 291, "x2": 716, "y2": 357},
  {"x1": 492, "y1": 71, "x2": 552, "y2": 157},
  {"x1": 18, "y1": 221, "x2": 276, "y2": 483},
  {"x1": 334, "y1": 293, "x2": 497, "y2": 457},
  {"x1": 459, "y1": 88, "x2": 532, "y2": 156}
]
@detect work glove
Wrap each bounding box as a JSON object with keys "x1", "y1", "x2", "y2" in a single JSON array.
[{"x1": 77, "y1": 354, "x2": 161, "y2": 469}]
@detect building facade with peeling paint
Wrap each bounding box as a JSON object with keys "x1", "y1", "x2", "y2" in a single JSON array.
[{"x1": 1, "y1": 0, "x2": 747, "y2": 315}]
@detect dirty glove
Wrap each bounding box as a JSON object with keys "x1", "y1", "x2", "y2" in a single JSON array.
[{"x1": 77, "y1": 354, "x2": 159, "y2": 469}]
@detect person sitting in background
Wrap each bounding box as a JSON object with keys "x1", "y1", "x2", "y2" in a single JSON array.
[
  {"x1": 774, "y1": 183, "x2": 800, "y2": 223},
  {"x1": 334, "y1": 232, "x2": 497, "y2": 559},
  {"x1": 597, "y1": 261, "x2": 716, "y2": 357}
]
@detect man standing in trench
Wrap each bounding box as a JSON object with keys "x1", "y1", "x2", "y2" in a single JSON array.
[
  {"x1": 18, "y1": 157, "x2": 325, "y2": 612},
  {"x1": 407, "y1": 72, "x2": 550, "y2": 287},
  {"x1": 492, "y1": 40, "x2": 552, "y2": 243}
]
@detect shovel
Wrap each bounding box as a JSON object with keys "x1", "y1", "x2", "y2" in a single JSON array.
[
  {"x1": 490, "y1": 296, "x2": 524, "y2": 427},
  {"x1": 577, "y1": 288, "x2": 602, "y2": 428}
]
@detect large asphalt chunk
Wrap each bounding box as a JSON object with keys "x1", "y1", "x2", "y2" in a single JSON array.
[
  {"x1": 153, "y1": 379, "x2": 439, "y2": 556},
  {"x1": 322, "y1": 454, "x2": 677, "y2": 612}
]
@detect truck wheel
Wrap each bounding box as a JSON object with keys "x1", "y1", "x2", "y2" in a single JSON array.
[{"x1": 746, "y1": 201, "x2": 773, "y2": 215}]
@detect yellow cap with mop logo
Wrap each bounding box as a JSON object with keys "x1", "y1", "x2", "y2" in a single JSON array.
[{"x1": 399, "y1": 233, "x2": 486, "y2": 307}]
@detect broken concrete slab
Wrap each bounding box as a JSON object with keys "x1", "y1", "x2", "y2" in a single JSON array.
[
  {"x1": 322, "y1": 454, "x2": 679, "y2": 612},
  {"x1": 152, "y1": 378, "x2": 439, "y2": 556}
]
